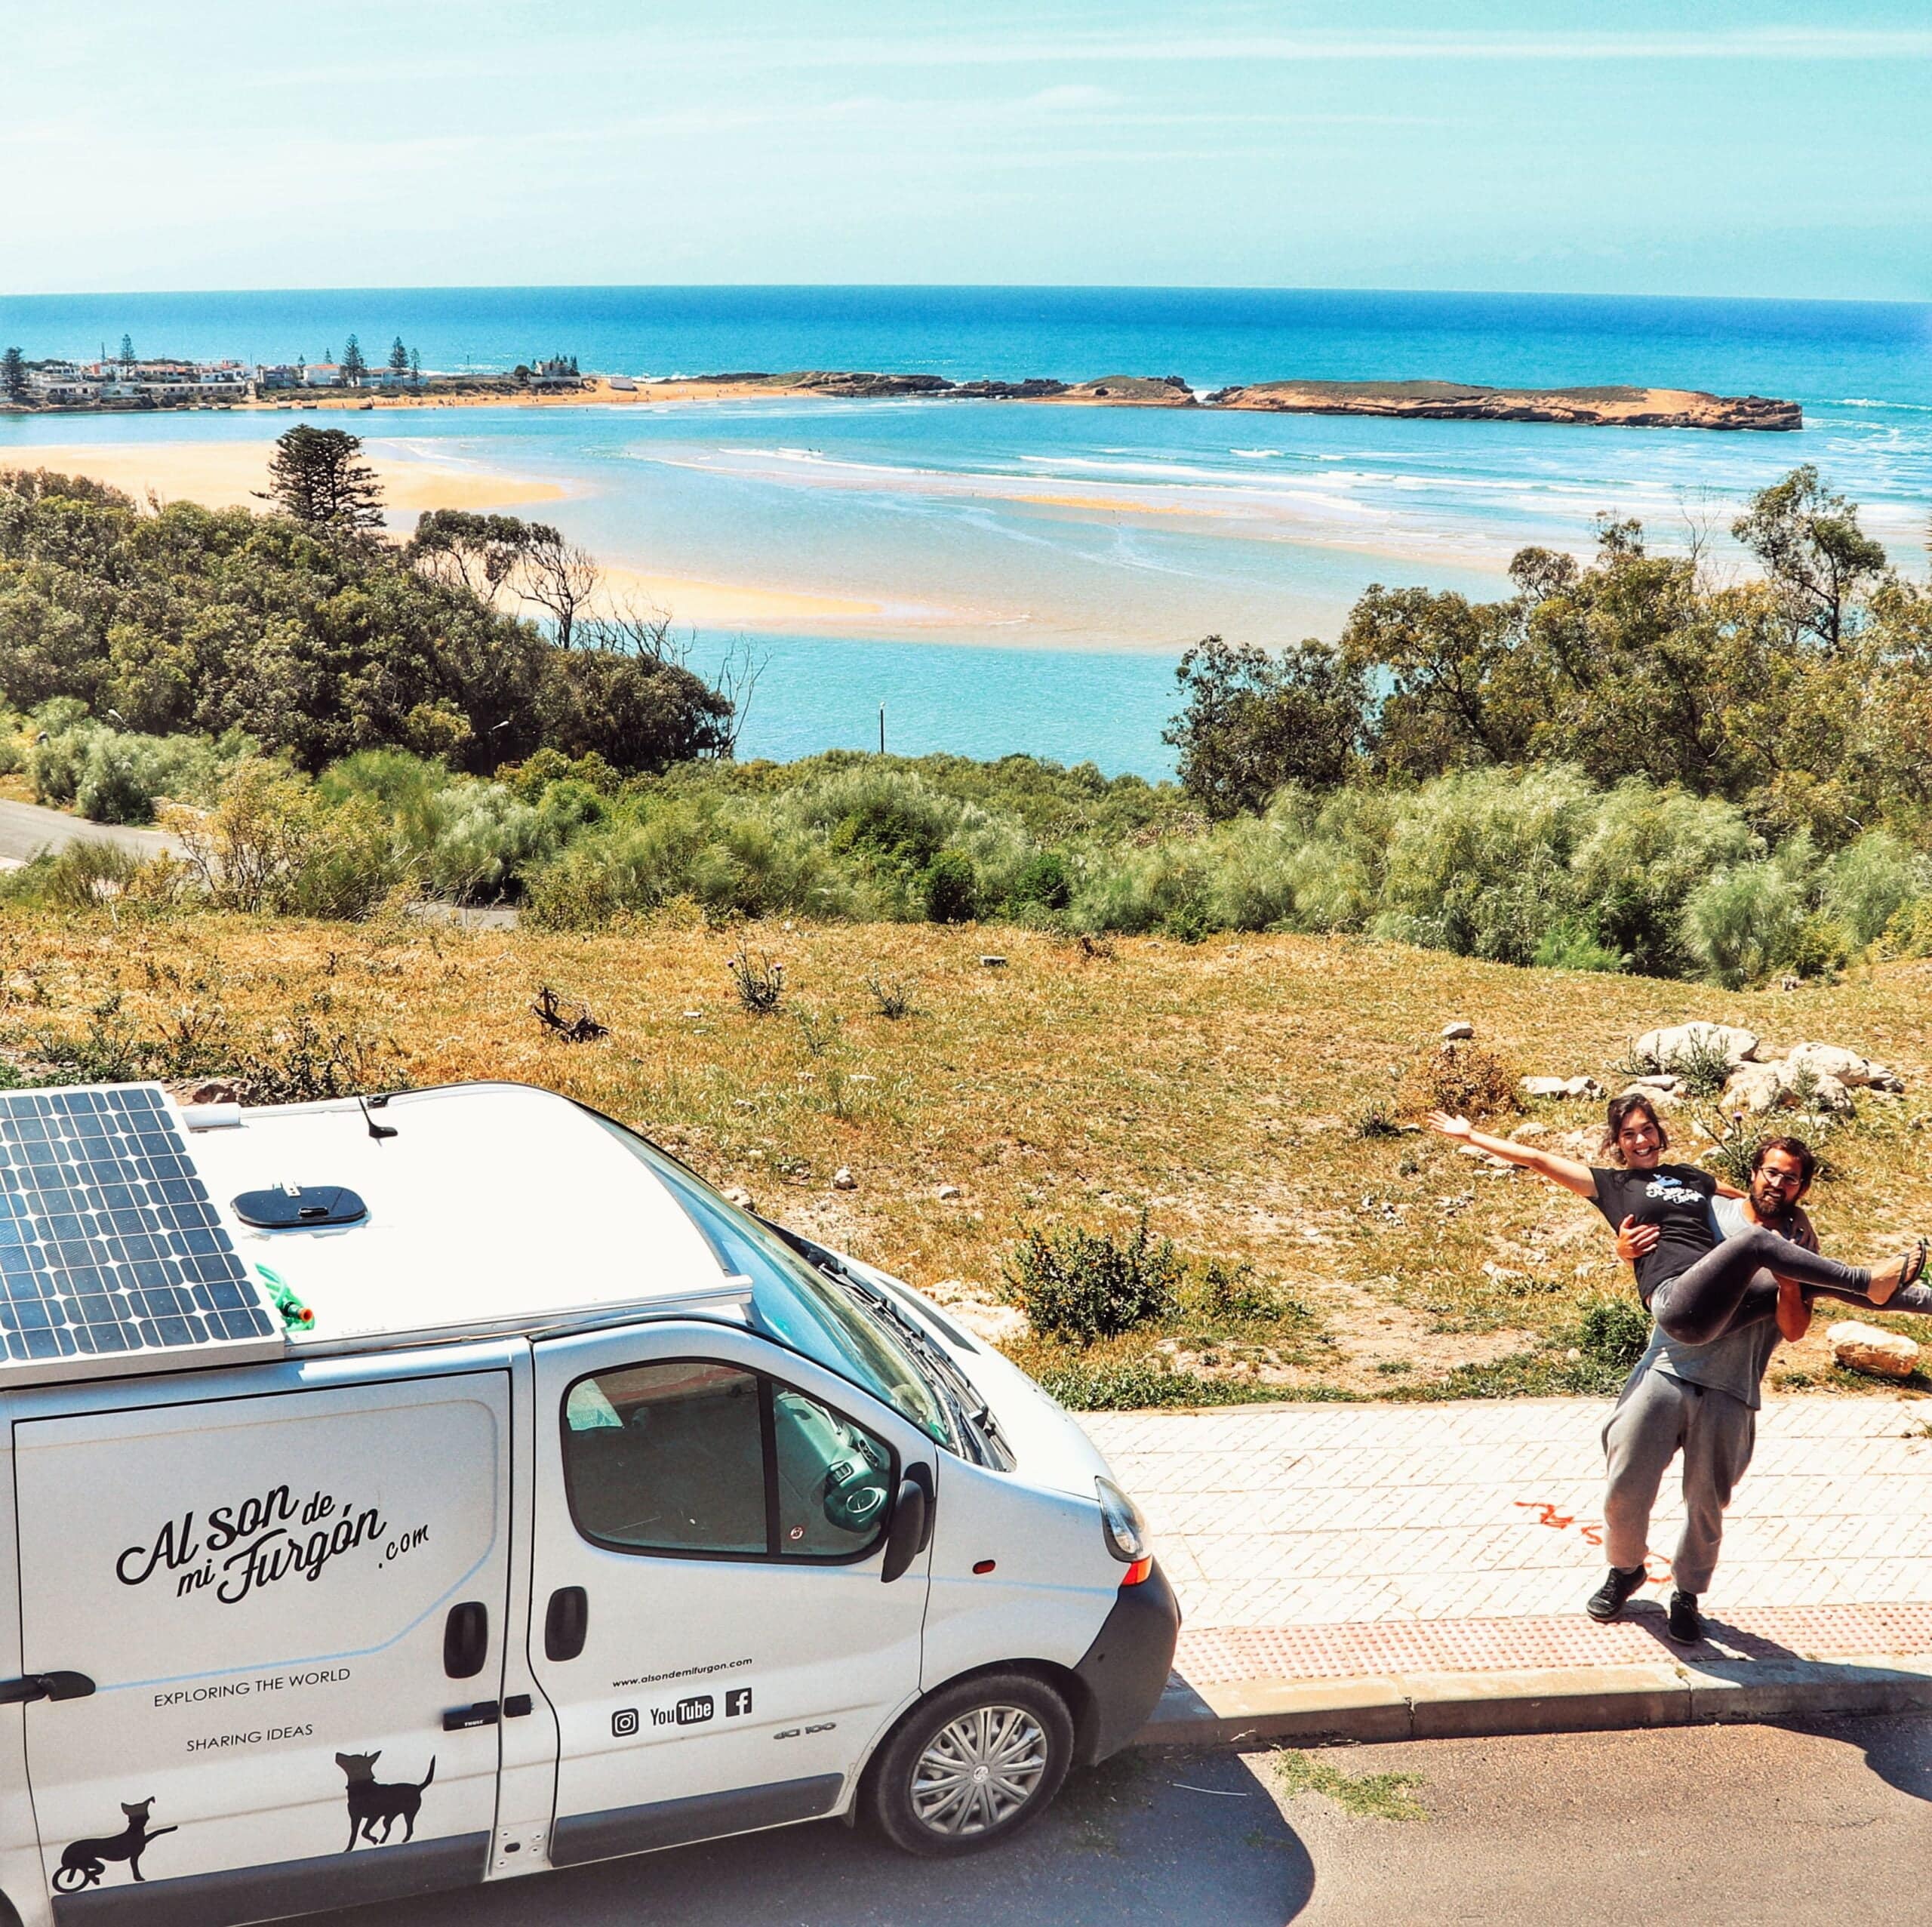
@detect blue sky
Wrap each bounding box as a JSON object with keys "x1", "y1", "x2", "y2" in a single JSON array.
[{"x1": 11, "y1": 1, "x2": 1931, "y2": 298}]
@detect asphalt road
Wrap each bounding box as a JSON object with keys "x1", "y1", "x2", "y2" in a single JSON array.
[
  {"x1": 0, "y1": 797, "x2": 183, "y2": 867},
  {"x1": 328, "y1": 1712, "x2": 1932, "y2": 1927}
]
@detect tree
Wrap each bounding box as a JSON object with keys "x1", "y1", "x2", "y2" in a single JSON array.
[
  {"x1": 515, "y1": 524, "x2": 598, "y2": 648},
  {"x1": 409, "y1": 346, "x2": 422, "y2": 383},
  {"x1": 119, "y1": 334, "x2": 134, "y2": 366},
  {"x1": 257, "y1": 426, "x2": 385, "y2": 531},
  {"x1": 388, "y1": 337, "x2": 409, "y2": 377},
  {"x1": 1164, "y1": 636, "x2": 1370, "y2": 817},
  {"x1": 405, "y1": 509, "x2": 540, "y2": 599},
  {"x1": 340, "y1": 335, "x2": 368, "y2": 386},
  {"x1": 1339, "y1": 586, "x2": 1539, "y2": 780},
  {"x1": 1732, "y1": 464, "x2": 1889, "y2": 652},
  {"x1": 1, "y1": 348, "x2": 25, "y2": 404}
]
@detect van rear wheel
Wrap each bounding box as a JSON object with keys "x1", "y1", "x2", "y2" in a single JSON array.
[{"x1": 863, "y1": 1671, "x2": 1074, "y2": 1858}]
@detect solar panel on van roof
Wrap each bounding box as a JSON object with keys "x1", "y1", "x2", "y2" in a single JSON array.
[{"x1": 0, "y1": 1085, "x2": 276, "y2": 1371}]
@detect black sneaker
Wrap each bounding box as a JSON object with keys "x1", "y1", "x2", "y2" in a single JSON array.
[
  {"x1": 1586, "y1": 1565, "x2": 1647, "y2": 1621},
  {"x1": 1667, "y1": 1590, "x2": 1706, "y2": 1643}
]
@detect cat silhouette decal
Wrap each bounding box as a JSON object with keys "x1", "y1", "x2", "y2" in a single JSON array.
[
  {"x1": 54, "y1": 1797, "x2": 177, "y2": 1891},
  {"x1": 336, "y1": 1750, "x2": 435, "y2": 1852}
]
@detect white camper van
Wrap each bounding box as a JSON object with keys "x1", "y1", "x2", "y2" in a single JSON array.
[{"x1": 0, "y1": 1080, "x2": 1176, "y2": 1926}]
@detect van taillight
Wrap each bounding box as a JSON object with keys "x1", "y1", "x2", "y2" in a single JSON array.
[{"x1": 1120, "y1": 1556, "x2": 1152, "y2": 1587}]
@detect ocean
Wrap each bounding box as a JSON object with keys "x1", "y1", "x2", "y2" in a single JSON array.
[{"x1": 2, "y1": 288, "x2": 1927, "y2": 777}]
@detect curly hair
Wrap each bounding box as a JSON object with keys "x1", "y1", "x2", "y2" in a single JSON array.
[{"x1": 1601, "y1": 1091, "x2": 1669, "y2": 1162}]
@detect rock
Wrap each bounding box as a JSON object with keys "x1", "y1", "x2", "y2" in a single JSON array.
[
  {"x1": 1526, "y1": 1073, "x2": 1604, "y2": 1100},
  {"x1": 1829, "y1": 1319, "x2": 1921, "y2": 1381},
  {"x1": 949, "y1": 1301, "x2": 1029, "y2": 1346},
  {"x1": 1784, "y1": 1041, "x2": 1901, "y2": 1091},
  {"x1": 832, "y1": 1167, "x2": 857, "y2": 1190},
  {"x1": 1721, "y1": 1059, "x2": 1858, "y2": 1117},
  {"x1": 174, "y1": 1077, "x2": 245, "y2": 1107},
  {"x1": 1441, "y1": 1020, "x2": 1475, "y2": 1041},
  {"x1": 937, "y1": 1184, "x2": 961, "y2": 1200},
  {"x1": 1617, "y1": 1082, "x2": 1679, "y2": 1110},
  {"x1": 723, "y1": 1186, "x2": 755, "y2": 1208},
  {"x1": 1721, "y1": 1062, "x2": 1787, "y2": 1116},
  {"x1": 1633, "y1": 1024, "x2": 1761, "y2": 1072},
  {"x1": 1805, "y1": 1073, "x2": 1857, "y2": 1115},
  {"x1": 1507, "y1": 1122, "x2": 1548, "y2": 1141},
  {"x1": 1628, "y1": 1074, "x2": 1681, "y2": 1094}
]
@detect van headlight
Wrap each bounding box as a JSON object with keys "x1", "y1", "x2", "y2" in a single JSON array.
[{"x1": 1095, "y1": 1476, "x2": 1150, "y2": 1563}]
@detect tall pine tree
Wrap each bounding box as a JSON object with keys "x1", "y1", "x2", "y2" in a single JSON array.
[
  {"x1": 256, "y1": 425, "x2": 384, "y2": 531},
  {"x1": 340, "y1": 335, "x2": 368, "y2": 386},
  {"x1": 1, "y1": 348, "x2": 26, "y2": 403}
]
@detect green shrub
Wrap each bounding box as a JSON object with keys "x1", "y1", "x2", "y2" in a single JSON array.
[
  {"x1": 1032, "y1": 1355, "x2": 1278, "y2": 1411},
  {"x1": 1567, "y1": 782, "x2": 1757, "y2": 978},
  {"x1": 1574, "y1": 1295, "x2": 1651, "y2": 1374},
  {"x1": 1681, "y1": 848, "x2": 1816, "y2": 988},
  {"x1": 75, "y1": 734, "x2": 158, "y2": 823},
  {"x1": 1533, "y1": 918, "x2": 1627, "y2": 972},
  {"x1": 177, "y1": 759, "x2": 404, "y2": 919},
  {"x1": 0, "y1": 839, "x2": 146, "y2": 911},
  {"x1": 1823, "y1": 832, "x2": 1930, "y2": 950},
  {"x1": 1003, "y1": 1210, "x2": 1183, "y2": 1344},
  {"x1": 920, "y1": 850, "x2": 979, "y2": 923},
  {"x1": 1011, "y1": 851, "x2": 1072, "y2": 911}
]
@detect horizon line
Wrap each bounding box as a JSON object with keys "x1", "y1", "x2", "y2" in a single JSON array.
[{"x1": 4, "y1": 281, "x2": 1929, "y2": 312}]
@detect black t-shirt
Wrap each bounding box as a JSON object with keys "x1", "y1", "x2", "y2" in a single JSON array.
[{"x1": 1589, "y1": 1163, "x2": 1718, "y2": 1303}]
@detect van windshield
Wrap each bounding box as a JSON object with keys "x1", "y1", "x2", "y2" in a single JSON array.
[{"x1": 589, "y1": 1116, "x2": 953, "y2": 1447}]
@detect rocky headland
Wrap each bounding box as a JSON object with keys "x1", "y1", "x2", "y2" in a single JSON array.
[
  {"x1": 1201, "y1": 378, "x2": 1801, "y2": 431},
  {"x1": 666, "y1": 371, "x2": 1801, "y2": 430}
]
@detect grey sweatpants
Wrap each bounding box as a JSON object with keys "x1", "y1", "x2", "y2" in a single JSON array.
[{"x1": 1601, "y1": 1366, "x2": 1755, "y2": 1595}]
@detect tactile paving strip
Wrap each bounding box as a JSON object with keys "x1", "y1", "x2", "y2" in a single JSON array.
[{"x1": 1176, "y1": 1601, "x2": 1932, "y2": 1682}]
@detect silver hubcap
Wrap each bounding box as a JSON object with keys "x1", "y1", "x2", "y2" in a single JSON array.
[{"x1": 910, "y1": 1704, "x2": 1050, "y2": 1836}]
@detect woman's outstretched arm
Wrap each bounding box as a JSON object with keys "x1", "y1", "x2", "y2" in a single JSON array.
[{"x1": 1425, "y1": 1112, "x2": 1599, "y2": 1200}]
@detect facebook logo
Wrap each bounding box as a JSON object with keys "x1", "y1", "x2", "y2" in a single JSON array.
[{"x1": 725, "y1": 1688, "x2": 753, "y2": 1717}]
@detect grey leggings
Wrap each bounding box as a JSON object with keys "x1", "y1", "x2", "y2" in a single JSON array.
[{"x1": 1650, "y1": 1224, "x2": 1874, "y2": 1346}]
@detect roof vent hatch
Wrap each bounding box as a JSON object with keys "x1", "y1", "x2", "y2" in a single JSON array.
[{"x1": 232, "y1": 1183, "x2": 369, "y2": 1230}]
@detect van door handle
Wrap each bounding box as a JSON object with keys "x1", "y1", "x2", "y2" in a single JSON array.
[
  {"x1": 545, "y1": 1587, "x2": 588, "y2": 1662},
  {"x1": 0, "y1": 1672, "x2": 94, "y2": 1705},
  {"x1": 443, "y1": 1601, "x2": 489, "y2": 1680},
  {"x1": 442, "y1": 1700, "x2": 500, "y2": 1731}
]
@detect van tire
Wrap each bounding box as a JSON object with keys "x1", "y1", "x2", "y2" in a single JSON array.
[{"x1": 861, "y1": 1671, "x2": 1074, "y2": 1858}]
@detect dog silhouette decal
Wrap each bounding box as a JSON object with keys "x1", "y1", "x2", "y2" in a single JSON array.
[
  {"x1": 54, "y1": 1798, "x2": 177, "y2": 1891},
  {"x1": 336, "y1": 1750, "x2": 435, "y2": 1851}
]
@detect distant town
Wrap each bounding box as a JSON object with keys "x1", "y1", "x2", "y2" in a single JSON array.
[{"x1": 0, "y1": 334, "x2": 585, "y2": 411}]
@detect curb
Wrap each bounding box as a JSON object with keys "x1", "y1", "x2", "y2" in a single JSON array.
[{"x1": 1132, "y1": 1653, "x2": 1932, "y2": 1750}]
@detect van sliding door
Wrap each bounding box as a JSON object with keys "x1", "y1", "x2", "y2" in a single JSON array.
[{"x1": 11, "y1": 1367, "x2": 513, "y2": 1925}]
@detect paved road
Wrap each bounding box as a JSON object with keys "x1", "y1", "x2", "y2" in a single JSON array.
[
  {"x1": 334, "y1": 1712, "x2": 1932, "y2": 1927},
  {"x1": 0, "y1": 797, "x2": 183, "y2": 867}
]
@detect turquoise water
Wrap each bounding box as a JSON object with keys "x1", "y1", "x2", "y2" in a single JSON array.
[{"x1": 2, "y1": 288, "x2": 1928, "y2": 776}]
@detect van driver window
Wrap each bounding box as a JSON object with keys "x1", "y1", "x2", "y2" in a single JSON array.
[
  {"x1": 562, "y1": 1360, "x2": 766, "y2": 1556},
  {"x1": 561, "y1": 1362, "x2": 896, "y2": 1561}
]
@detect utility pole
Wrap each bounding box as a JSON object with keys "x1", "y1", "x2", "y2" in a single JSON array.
[{"x1": 878, "y1": 703, "x2": 886, "y2": 756}]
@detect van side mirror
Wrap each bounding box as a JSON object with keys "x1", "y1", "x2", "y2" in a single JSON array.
[{"x1": 880, "y1": 1464, "x2": 934, "y2": 1584}]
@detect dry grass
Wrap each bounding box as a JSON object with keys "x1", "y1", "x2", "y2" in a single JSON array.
[{"x1": 3, "y1": 907, "x2": 1930, "y2": 1400}]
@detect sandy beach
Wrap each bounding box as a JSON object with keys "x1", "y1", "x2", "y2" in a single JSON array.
[{"x1": 4, "y1": 440, "x2": 568, "y2": 516}]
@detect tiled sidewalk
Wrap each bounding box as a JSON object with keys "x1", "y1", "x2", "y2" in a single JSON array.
[{"x1": 1081, "y1": 1396, "x2": 1932, "y2": 1699}]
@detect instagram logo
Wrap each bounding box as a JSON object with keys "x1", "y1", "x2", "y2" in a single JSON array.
[{"x1": 611, "y1": 1708, "x2": 639, "y2": 1738}]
